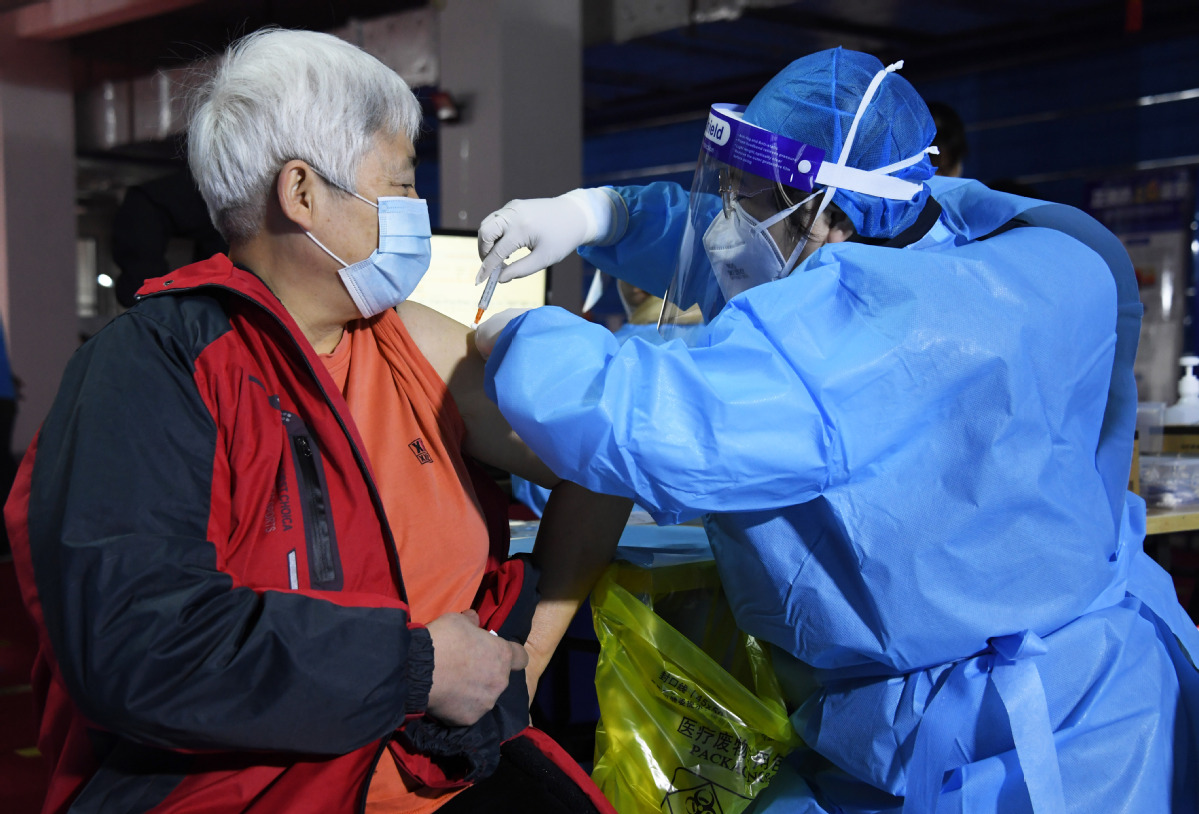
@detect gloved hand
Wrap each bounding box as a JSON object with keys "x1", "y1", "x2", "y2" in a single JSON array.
[
  {"x1": 475, "y1": 307, "x2": 531, "y2": 359},
  {"x1": 476, "y1": 188, "x2": 621, "y2": 285}
]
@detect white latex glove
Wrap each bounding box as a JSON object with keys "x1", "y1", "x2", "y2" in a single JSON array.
[
  {"x1": 476, "y1": 188, "x2": 620, "y2": 285},
  {"x1": 475, "y1": 307, "x2": 531, "y2": 360}
]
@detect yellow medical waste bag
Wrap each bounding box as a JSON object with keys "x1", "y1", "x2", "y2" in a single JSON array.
[{"x1": 590, "y1": 560, "x2": 800, "y2": 814}]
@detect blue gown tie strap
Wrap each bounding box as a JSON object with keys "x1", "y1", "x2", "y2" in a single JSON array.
[{"x1": 902, "y1": 631, "x2": 1065, "y2": 814}]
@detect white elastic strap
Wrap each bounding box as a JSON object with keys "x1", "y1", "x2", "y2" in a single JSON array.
[
  {"x1": 816, "y1": 162, "x2": 923, "y2": 201},
  {"x1": 306, "y1": 231, "x2": 349, "y2": 268},
  {"x1": 812, "y1": 60, "x2": 932, "y2": 213},
  {"x1": 811, "y1": 187, "x2": 837, "y2": 238},
  {"x1": 309, "y1": 164, "x2": 378, "y2": 209},
  {"x1": 836, "y1": 60, "x2": 904, "y2": 167},
  {"x1": 308, "y1": 164, "x2": 378, "y2": 209},
  {"x1": 752, "y1": 190, "x2": 821, "y2": 235},
  {"x1": 873, "y1": 145, "x2": 939, "y2": 176},
  {"x1": 811, "y1": 63, "x2": 901, "y2": 235},
  {"x1": 780, "y1": 229, "x2": 809, "y2": 277},
  {"x1": 813, "y1": 144, "x2": 938, "y2": 202},
  {"x1": 750, "y1": 190, "x2": 821, "y2": 277},
  {"x1": 305, "y1": 166, "x2": 373, "y2": 268}
]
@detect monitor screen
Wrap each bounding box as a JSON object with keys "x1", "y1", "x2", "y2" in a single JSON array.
[{"x1": 407, "y1": 230, "x2": 547, "y2": 326}]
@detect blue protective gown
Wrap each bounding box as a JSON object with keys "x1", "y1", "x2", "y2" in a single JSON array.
[
  {"x1": 484, "y1": 178, "x2": 1199, "y2": 813},
  {"x1": 509, "y1": 321, "x2": 665, "y2": 518}
]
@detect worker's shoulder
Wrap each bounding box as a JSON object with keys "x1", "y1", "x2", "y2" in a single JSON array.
[{"x1": 977, "y1": 218, "x2": 1113, "y2": 269}]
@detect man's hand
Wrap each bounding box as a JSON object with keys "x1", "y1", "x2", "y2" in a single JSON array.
[
  {"x1": 424, "y1": 609, "x2": 529, "y2": 726},
  {"x1": 476, "y1": 188, "x2": 618, "y2": 285}
]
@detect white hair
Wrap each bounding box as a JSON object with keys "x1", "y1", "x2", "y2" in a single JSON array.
[{"x1": 187, "y1": 28, "x2": 423, "y2": 243}]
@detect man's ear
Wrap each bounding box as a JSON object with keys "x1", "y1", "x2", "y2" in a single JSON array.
[{"x1": 276, "y1": 160, "x2": 320, "y2": 231}]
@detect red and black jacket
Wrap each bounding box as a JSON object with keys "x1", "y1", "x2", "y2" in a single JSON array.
[{"x1": 5, "y1": 256, "x2": 596, "y2": 813}]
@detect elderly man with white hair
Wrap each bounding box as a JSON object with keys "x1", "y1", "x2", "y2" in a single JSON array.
[{"x1": 5, "y1": 28, "x2": 628, "y2": 814}]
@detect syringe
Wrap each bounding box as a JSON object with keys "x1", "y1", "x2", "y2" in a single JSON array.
[{"x1": 474, "y1": 263, "x2": 502, "y2": 326}]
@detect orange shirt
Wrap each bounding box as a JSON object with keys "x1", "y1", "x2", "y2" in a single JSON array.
[
  {"x1": 322, "y1": 309, "x2": 489, "y2": 624},
  {"x1": 321, "y1": 309, "x2": 488, "y2": 813}
]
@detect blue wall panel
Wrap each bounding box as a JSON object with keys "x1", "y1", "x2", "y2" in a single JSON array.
[
  {"x1": 584, "y1": 118, "x2": 705, "y2": 185},
  {"x1": 418, "y1": 36, "x2": 1199, "y2": 224},
  {"x1": 911, "y1": 35, "x2": 1199, "y2": 208}
]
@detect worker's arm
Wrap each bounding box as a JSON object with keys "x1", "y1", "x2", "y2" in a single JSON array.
[
  {"x1": 470, "y1": 182, "x2": 721, "y2": 319},
  {"x1": 577, "y1": 181, "x2": 695, "y2": 296},
  {"x1": 524, "y1": 482, "x2": 632, "y2": 698},
  {"x1": 471, "y1": 182, "x2": 697, "y2": 301}
]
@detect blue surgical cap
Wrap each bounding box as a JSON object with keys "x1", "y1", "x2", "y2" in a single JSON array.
[{"x1": 744, "y1": 47, "x2": 936, "y2": 238}]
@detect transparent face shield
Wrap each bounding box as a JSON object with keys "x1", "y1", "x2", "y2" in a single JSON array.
[
  {"x1": 658, "y1": 76, "x2": 938, "y2": 343},
  {"x1": 657, "y1": 104, "x2": 828, "y2": 343}
]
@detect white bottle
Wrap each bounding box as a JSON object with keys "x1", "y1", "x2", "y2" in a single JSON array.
[{"x1": 1164, "y1": 355, "x2": 1199, "y2": 425}]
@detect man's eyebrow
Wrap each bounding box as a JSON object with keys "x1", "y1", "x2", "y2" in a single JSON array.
[{"x1": 390, "y1": 155, "x2": 418, "y2": 178}]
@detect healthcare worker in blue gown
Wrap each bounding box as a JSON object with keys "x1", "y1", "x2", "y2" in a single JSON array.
[{"x1": 474, "y1": 48, "x2": 1199, "y2": 813}]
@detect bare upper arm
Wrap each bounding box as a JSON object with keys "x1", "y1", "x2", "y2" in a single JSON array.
[
  {"x1": 395, "y1": 301, "x2": 558, "y2": 487},
  {"x1": 394, "y1": 300, "x2": 475, "y2": 381}
]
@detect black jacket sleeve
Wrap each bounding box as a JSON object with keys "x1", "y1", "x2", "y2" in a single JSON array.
[{"x1": 25, "y1": 299, "x2": 428, "y2": 755}]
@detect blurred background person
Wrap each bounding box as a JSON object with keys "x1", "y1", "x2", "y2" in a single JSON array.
[
  {"x1": 111, "y1": 165, "x2": 228, "y2": 309},
  {"x1": 927, "y1": 100, "x2": 967, "y2": 177}
]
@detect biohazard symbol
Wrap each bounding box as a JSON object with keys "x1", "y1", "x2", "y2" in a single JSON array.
[
  {"x1": 661, "y1": 767, "x2": 748, "y2": 814},
  {"x1": 684, "y1": 785, "x2": 719, "y2": 814}
]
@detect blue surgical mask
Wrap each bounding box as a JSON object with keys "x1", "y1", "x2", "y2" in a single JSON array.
[{"x1": 306, "y1": 191, "x2": 432, "y2": 319}]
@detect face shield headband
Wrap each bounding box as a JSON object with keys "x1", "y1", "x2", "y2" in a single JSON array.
[{"x1": 658, "y1": 61, "x2": 938, "y2": 343}]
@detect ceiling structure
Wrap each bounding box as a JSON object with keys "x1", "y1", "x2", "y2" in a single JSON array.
[
  {"x1": 53, "y1": 0, "x2": 1199, "y2": 132},
  {"x1": 580, "y1": 0, "x2": 1199, "y2": 131},
  {"x1": 64, "y1": 0, "x2": 428, "y2": 86},
  {"x1": 54, "y1": 0, "x2": 1199, "y2": 198}
]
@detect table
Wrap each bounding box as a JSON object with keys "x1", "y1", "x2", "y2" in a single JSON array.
[
  {"x1": 1146, "y1": 507, "x2": 1199, "y2": 536},
  {"x1": 509, "y1": 517, "x2": 711, "y2": 564}
]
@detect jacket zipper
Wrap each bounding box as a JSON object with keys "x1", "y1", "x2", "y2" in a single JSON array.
[
  {"x1": 357, "y1": 738, "x2": 393, "y2": 814},
  {"x1": 290, "y1": 431, "x2": 336, "y2": 585},
  {"x1": 167, "y1": 281, "x2": 409, "y2": 602}
]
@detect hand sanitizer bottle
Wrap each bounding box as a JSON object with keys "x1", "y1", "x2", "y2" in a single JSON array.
[{"x1": 1164, "y1": 355, "x2": 1199, "y2": 425}]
